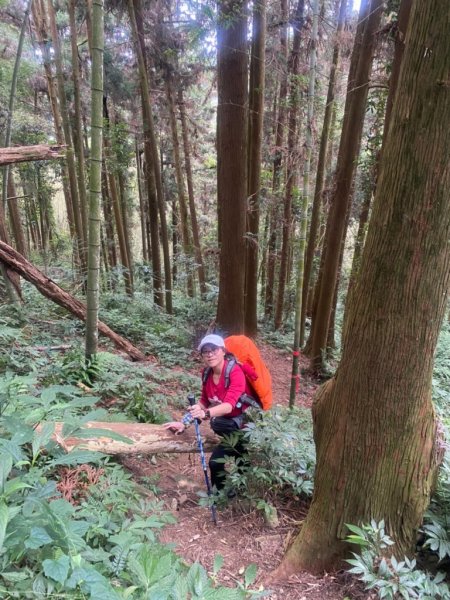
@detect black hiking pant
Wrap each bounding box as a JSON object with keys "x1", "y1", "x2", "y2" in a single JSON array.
[{"x1": 209, "y1": 439, "x2": 248, "y2": 490}]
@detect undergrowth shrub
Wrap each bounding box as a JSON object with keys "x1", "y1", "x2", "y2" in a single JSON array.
[
  {"x1": 212, "y1": 407, "x2": 315, "y2": 510},
  {"x1": 346, "y1": 521, "x2": 450, "y2": 599}
]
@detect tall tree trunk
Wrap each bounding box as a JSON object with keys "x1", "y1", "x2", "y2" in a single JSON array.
[
  {"x1": 47, "y1": 0, "x2": 87, "y2": 271},
  {"x1": 103, "y1": 99, "x2": 133, "y2": 295},
  {"x1": 244, "y1": 0, "x2": 266, "y2": 336},
  {"x1": 68, "y1": 0, "x2": 88, "y2": 241},
  {"x1": 1, "y1": 0, "x2": 31, "y2": 209},
  {"x1": 129, "y1": 0, "x2": 172, "y2": 312},
  {"x1": 300, "y1": 0, "x2": 347, "y2": 346},
  {"x1": 216, "y1": 0, "x2": 248, "y2": 334},
  {"x1": 135, "y1": 142, "x2": 148, "y2": 262},
  {"x1": 166, "y1": 76, "x2": 194, "y2": 297},
  {"x1": 128, "y1": 0, "x2": 169, "y2": 309},
  {"x1": 6, "y1": 172, "x2": 27, "y2": 257},
  {"x1": 101, "y1": 161, "x2": 117, "y2": 271},
  {"x1": 85, "y1": 0, "x2": 103, "y2": 358},
  {"x1": 264, "y1": 0, "x2": 288, "y2": 318},
  {"x1": 31, "y1": 2, "x2": 75, "y2": 240},
  {"x1": 178, "y1": 88, "x2": 207, "y2": 296},
  {"x1": 0, "y1": 192, "x2": 21, "y2": 303},
  {"x1": 274, "y1": 0, "x2": 305, "y2": 330},
  {"x1": 290, "y1": 0, "x2": 319, "y2": 405},
  {"x1": 310, "y1": 0, "x2": 383, "y2": 372},
  {"x1": 275, "y1": 0, "x2": 450, "y2": 574}
]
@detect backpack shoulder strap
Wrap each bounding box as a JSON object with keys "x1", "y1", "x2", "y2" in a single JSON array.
[
  {"x1": 224, "y1": 357, "x2": 237, "y2": 388},
  {"x1": 202, "y1": 367, "x2": 212, "y2": 384}
]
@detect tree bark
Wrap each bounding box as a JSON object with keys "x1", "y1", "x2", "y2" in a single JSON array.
[
  {"x1": 274, "y1": 0, "x2": 305, "y2": 330},
  {"x1": 47, "y1": 421, "x2": 220, "y2": 455},
  {"x1": 264, "y1": 0, "x2": 288, "y2": 319},
  {"x1": 0, "y1": 145, "x2": 66, "y2": 167},
  {"x1": 178, "y1": 88, "x2": 207, "y2": 296},
  {"x1": 6, "y1": 171, "x2": 27, "y2": 257},
  {"x1": 244, "y1": 0, "x2": 266, "y2": 336},
  {"x1": 0, "y1": 241, "x2": 146, "y2": 361},
  {"x1": 310, "y1": 0, "x2": 383, "y2": 371},
  {"x1": 85, "y1": 0, "x2": 104, "y2": 359},
  {"x1": 216, "y1": 0, "x2": 248, "y2": 334},
  {"x1": 300, "y1": 0, "x2": 347, "y2": 346},
  {"x1": 128, "y1": 0, "x2": 172, "y2": 313},
  {"x1": 275, "y1": 0, "x2": 450, "y2": 574}
]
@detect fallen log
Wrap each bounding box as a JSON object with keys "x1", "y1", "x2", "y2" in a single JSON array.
[
  {"x1": 0, "y1": 144, "x2": 66, "y2": 166},
  {"x1": 0, "y1": 240, "x2": 146, "y2": 361},
  {"x1": 51, "y1": 421, "x2": 220, "y2": 454}
]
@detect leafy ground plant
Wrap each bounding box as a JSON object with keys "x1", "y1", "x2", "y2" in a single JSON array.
[{"x1": 346, "y1": 520, "x2": 450, "y2": 599}]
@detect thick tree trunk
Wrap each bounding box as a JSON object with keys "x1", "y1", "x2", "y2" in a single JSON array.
[
  {"x1": 244, "y1": 0, "x2": 266, "y2": 336},
  {"x1": 216, "y1": 0, "x2": 248, "y2": 334},
  {"x1": 0, "y1": 241, "x2": 145, "y2": 361},
  {"x1": 47, "y1": 421, "x2": 220, "y2": 455},
  {"x1": 275, "y1": 0, "x2": 450, "y2": 574},
  {"x1": 310, "y1": 0, "x2": 383, "y2": 371}
]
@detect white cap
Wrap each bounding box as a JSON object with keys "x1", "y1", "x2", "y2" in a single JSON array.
[{"x1": 197, "y1": 334, "x2": 226, "y2": 351}]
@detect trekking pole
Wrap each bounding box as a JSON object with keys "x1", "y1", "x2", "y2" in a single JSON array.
[{"x1": 188, "y1": 393, "x2": 217, "y2": 525}]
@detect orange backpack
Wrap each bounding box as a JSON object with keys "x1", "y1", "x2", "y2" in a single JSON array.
[{"x1": 224, "y1": 335, "x2": 273, "y2": 410}]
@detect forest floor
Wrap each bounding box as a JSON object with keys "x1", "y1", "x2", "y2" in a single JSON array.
[{"x1": 121, "y1": 343, "x2": 369, "y2": 600}]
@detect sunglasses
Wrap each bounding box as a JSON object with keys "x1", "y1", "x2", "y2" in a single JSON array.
[{"x1": 201, "y1": 346, "x2": 221, "y2": 356}]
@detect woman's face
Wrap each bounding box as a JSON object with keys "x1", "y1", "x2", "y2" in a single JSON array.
[{"x1": 201, "y1": 345, "x2": 225, "y2": 369}]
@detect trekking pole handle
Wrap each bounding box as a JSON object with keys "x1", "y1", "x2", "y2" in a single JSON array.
[{"x1": 188, "y1": 393, "x2": 195, "y2": 406}]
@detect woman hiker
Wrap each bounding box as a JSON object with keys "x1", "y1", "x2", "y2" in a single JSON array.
[{"x1": 164, "y1": 334, "x2": 254, "y2": 493}]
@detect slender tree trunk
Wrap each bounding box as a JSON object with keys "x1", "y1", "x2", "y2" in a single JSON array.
[
  {"x1": 47, "y1": 0, "x2": 87, "y2": 271},
  {"x1": 135, "y1": 143, "x2": 148, "y2": 262},
  {"x1": 128, "y1": 0, "x2": 169, "y2": 309},
  {"x1": 0, "y1": 192, "x2": 21, "y2": 303},
  {"x1": 68, "y1": 0, "x2": 88, "y2": 242},
  {"x1": 85, "y1": 0, "x2": 104, "y2": 358},
  {"x1": 101, "y1": 162, "x2": 117, "y2": 271},
  {"x1": 31, "y1": 2, "x2": 75, "y2": 240},
  {"x1": 275, "y1": 0, "x2": 450, "y2": 574},
  {"x1": 1, "y1": 0, "x2": 31, "y2": 210},
  {"x1": 244, "y1": 0, "x2": 266, "y2": 336},
  {"x1": 264, "y1": 0, "x2": 288, "y2": 318},
  {"x1": 300, "y1": 0, "x2": 346, "y2": 346},
  {"x1": 310, "y1": 0, "x2": 383, "y2": 372},
  {"x1": 6, "y1": 172, "x2": 27, "y2": 257},
  {"x1": 103, "y1": 99, "x2": 133, "y2": 295},
  {"x1": 216, "y1": 0, "x2": 248, "y2": 334},
  {"x1": 274, "y1": 0, "x2": 305, "y2": 330},
  {"x1": 117, "y1": 168, "x2": 134, "y2": 287},
  {"x1": 166, "y1": 76, "x2": 194, "y2": 297},
  {"x1": 129, "y1": 0, "x2": 172, "y2": 312},
  {"x1": 290, "y1": 0, "x2": 319, "y2": 405},
  {"x1": 178, "y1": 88, "x2": 207, "y2": 296}
]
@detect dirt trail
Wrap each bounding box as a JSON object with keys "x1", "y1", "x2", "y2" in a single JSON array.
[{"x1": 122, "y1": 343, "x2": 361, "y2": 599}]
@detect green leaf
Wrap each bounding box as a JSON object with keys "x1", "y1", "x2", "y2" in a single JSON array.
[
  {"x1": 213, "y1": 554, "x2": 224, "y2": 575},
  {"x1": 0, "y1": 454, "x2": 12, "y2": 492},
  {"x1": 25, "y1": 526, "x2": 53, "y2": 549},
  {"x1": 0, "y1": 500, "x2": 9, "y2": 549},
  {"x1": 42, "y1": 554, "x2": 70, "y2": 585},
  {"x1": 49, "y1": 450, "x2": 106, "y2": 466},
  {"x1": 89, "y1": 581, "x2": 123, "y2": 600},
  {"x1": 244, "y1": 563, "x2": 257, "y2": 588},
  {"x1": 32, "y1": 422, "x2": 55, "y2": 460}
]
